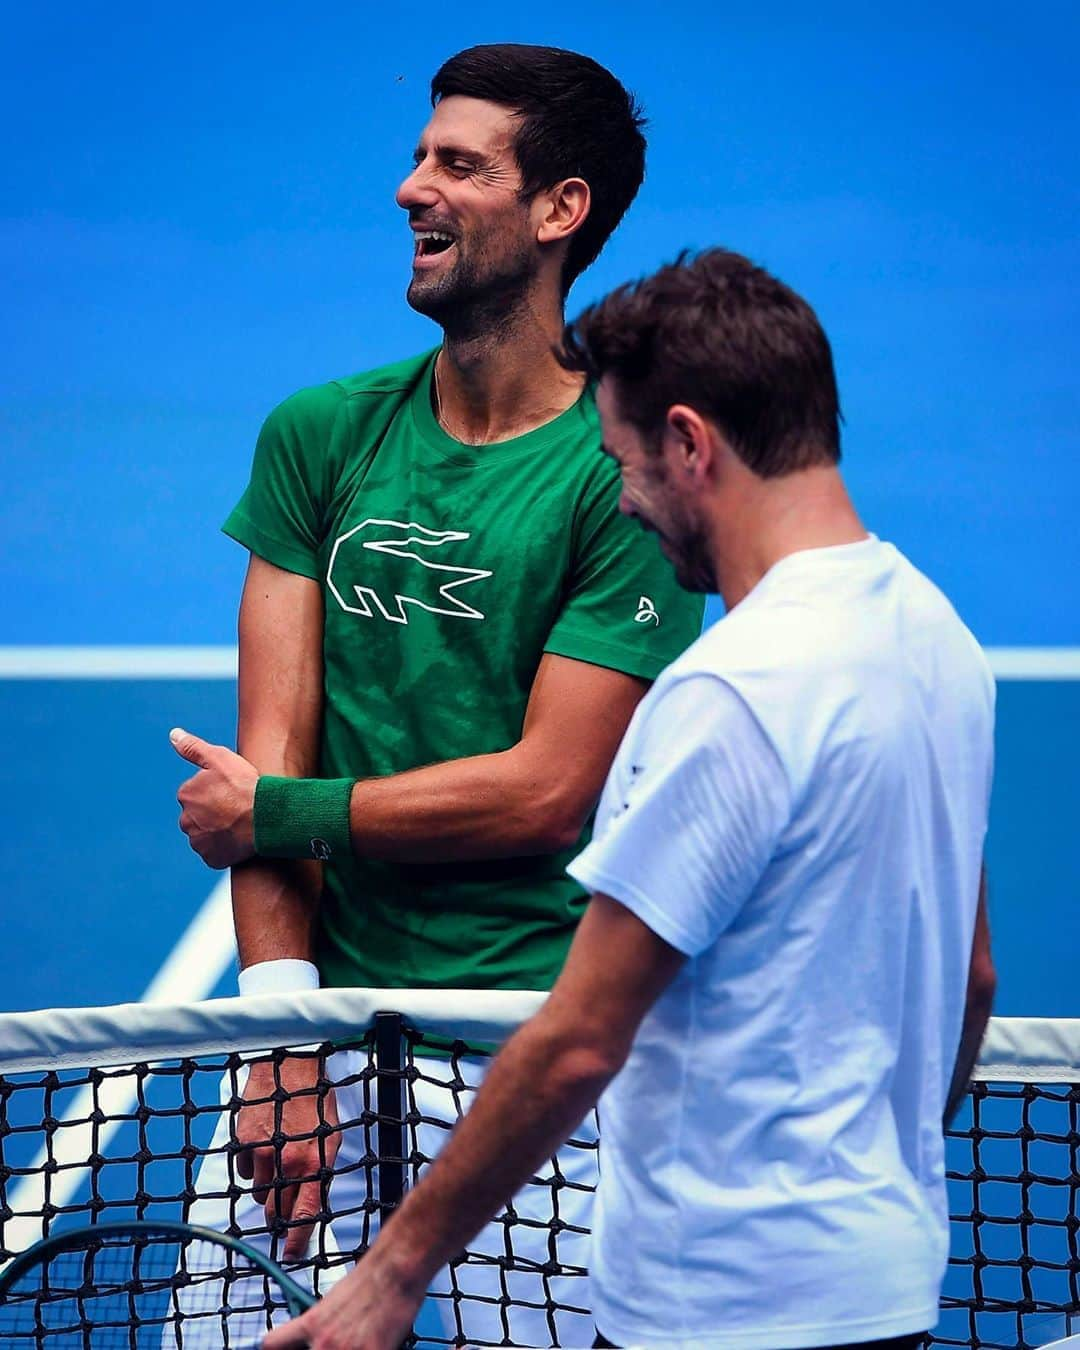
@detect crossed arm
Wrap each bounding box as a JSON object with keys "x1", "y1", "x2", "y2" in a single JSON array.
[
  {"x1": 174, "y1": 554, "x2": 652, "y2": 1255},
  {"x1": 175, "y1": 555, "x2": 651, "y2": 870}
]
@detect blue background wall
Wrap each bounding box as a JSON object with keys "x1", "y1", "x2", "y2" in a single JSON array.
[{"x1": 2, "y1": 3, "x2": 1077, "y2": 646}]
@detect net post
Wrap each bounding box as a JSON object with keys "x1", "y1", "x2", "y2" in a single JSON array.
[{"x1": 374, "y1": 1011, "x2": 406, "y2": 1223}]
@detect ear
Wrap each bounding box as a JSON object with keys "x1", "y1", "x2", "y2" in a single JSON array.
[
  {"x1": 664, "y1": 404, "x2": 714, "y2": 480},
  {"x1": 535, "y1": 177, "x2": 591, "y2": 246}
]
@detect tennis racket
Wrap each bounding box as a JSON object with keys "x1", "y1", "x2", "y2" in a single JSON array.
[{"x1": 0, "y1": 1219, "x2": 316, "y2": 1345}]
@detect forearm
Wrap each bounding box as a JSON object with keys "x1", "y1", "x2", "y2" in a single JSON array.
[
  {"x1": 235, "y1": 662, "x2": 322, "y2": 969},
  {"x1": 246, "y1": 654, "x2": 646, "y2": 869},
  {"x1": 944, "y1": 1007, "x2": 990, "y2": 1129},
  {"x1": 346, "y1": 748, "x2": 576, "y2": 863},
  {"x1": 944, "y1": 869, "x2": 996, "y2": 1128},
  {"x1": 230, "y1": 858, "x2": 322, "y2": 970},
  {"x1": 368, "y1": 1006, "x2": 621, "y2": 1291}
]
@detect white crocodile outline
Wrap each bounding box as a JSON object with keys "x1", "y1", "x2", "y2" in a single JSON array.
[{"x1": 326, "y1": 518, "x2": 493, "y2": 624}]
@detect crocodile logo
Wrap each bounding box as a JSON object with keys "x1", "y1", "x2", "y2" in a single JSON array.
[{"x1": 327, "y1": 518, "x2": 493, "y2": 624}]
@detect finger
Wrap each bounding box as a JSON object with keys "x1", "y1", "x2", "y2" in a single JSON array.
[
  {"x1": 183, "y1": 831, "x2": 221, "y2": 869},
  {"x1": 252, "y1": 1147, "x2": 276, "y2": 1206},
  {"x1": 263, "y1": 1169, "x2": 291, "y2": 1221},
  {"x1": 236, "y1": 1141, "x2": 254, "y2": 1182},
  {"x1": 282, "y1": 1179, "x2": 322, "y2": 1261},
  {"x1": 261, "y1": 1308, "x2": 315, "y2": 1347},
  {"x1": 202, "y1": 845, "x2": 231, "y2": 871},
  {"x1": 266, "y1": 1176, "x2": 300, "y2": 1249},
  {"x1": 169, "y1": 726, "x2": 215, "y2": 769}
]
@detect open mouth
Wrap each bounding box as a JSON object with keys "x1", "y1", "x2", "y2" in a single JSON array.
[{"x1": 414, "y1": 230, "x2": 456, "y2": 259}]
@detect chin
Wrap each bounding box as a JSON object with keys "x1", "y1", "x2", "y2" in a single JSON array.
[
  {"x1": 671, "y1": 552, "x2": 716, "y2": 594},
  {"x1": 673, "y1": 566, "x2": 708, "y2": 593},
  {"x1": 406, "y1": 275, "x2": 452, "y2": 317}
]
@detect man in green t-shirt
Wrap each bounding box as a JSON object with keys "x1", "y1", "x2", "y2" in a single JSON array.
[{"x1": 169, "y1": 43, "x2": 703, "y2": 1346}]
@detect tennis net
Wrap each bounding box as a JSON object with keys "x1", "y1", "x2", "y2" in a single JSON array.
[
  {"x1": 0, "y1": 991, "x2": 1076, "y2": 1349},
  {"x1": 935, "y1": 1017, "x2": 1080, "y2": 1350}
]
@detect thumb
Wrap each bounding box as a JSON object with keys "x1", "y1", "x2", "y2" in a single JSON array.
[{"x1": 169, "y1": 726, "x2": 214, "y2": 769}]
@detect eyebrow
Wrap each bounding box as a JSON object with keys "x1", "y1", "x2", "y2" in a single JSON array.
[{"x1": 412, "y1": 141, "x2": 487, "y2": 165}]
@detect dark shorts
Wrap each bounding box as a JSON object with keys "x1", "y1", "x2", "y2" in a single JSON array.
[{"x1": 594, "y1": 1334, "x2": 926, "y2": 1350}]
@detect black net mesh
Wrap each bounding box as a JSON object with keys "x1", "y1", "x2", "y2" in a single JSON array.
[
  {"x1": 0, "y1": 1039, "x2": 375, "y2": 1346},
  {"x1": 0, "y1": 1015, "x2": 597, "y2": 1348},
  {"x1": 928, "y1": 1079, "x2": 1080, "y2": 1349},
  {"x1": 403, "y1": 1025, "x2": 596, "y2": 1349},
  {"x1": 0, "y1": 1010, "x2": 1075, "y2": 1349},
  {"x1": 0, "y1": 1225, "x2": 311, "y2": 1346}
]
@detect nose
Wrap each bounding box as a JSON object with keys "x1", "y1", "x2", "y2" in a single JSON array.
[{"x1": 396, "y1": 160, "x2": 438, "y2": 212}]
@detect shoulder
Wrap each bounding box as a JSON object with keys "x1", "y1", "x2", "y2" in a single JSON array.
[
  {"x1": 568, "y1": 387, "x2": 614, "y2": 490},
  {"x1": 262, "y1": 350, "x2": 435, "y2": 433},
  {"x1": 652, "y1": 605, "x2": 840, "y2": 789},
  {"x1": 887, "y1": 548, "x2": 996, "y2": 706},
  {"x1": 329, "y1": 349, "x2": 437, "y2": 401},
  {"x1": 666, "y1": 601, "x2": 821, "y2": 682},
  {"x1": 638, "y1": 666, "x2": 765, "y2": 746}
]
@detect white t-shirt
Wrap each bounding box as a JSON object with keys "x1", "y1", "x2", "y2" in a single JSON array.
[{"x1": 568, "y1": 536, "x2": 994, "y2": 1350}]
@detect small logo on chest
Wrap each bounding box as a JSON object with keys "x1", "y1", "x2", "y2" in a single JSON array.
[{"x1": 327, "y1": 518, "x2": 492, "y2": 624}]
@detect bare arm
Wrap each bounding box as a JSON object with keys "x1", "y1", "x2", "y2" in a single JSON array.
[
  {"x1": 231, "y1": 554, "x2": 325, "y2": 965},
  {"x1": 228, "y1": 556, "x2": 333, "y2": 1261},
  {"x1": 175, "y1": 651, "x2": 649, "y2": 868},
  {"x1": 944, "y1": 867, "x2": 996, "y2": 1129},
  {"x1": 263, "y1": 895, "x2": 686, "y2": 1349},
  {"x1": 346, "y1": 652, "x2": 649, "y2": 860}
]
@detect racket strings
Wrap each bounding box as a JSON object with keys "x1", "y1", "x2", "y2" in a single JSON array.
[{"x1": 0, "y1": 1230, "x2": 293, "y2": 1344}]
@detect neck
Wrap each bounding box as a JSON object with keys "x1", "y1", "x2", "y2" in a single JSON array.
[
  {"x1": 434, "y1": 286, "x2": 584, "y2": 444},
  {"x1": 708, "y1": 465, "x2": 869, "y2": 609}
]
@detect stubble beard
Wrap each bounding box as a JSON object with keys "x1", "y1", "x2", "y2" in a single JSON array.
[
  {"x1": 673, "y1": 532, "x2": 718, "y2": 593},
  {"x1": 407, "y1": 235, "x2": 541, "y2": 344},
  {"x1": 649, "y1": 492, "x2": 716, "y2": 594}
]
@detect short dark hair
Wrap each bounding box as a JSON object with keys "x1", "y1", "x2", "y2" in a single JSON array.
[
  {"x1": 431, "y1": 44, "x2": 646, "y2": 292},
  {"x1": 563, "y1": 249, "x2": 842, "y2": 476}
]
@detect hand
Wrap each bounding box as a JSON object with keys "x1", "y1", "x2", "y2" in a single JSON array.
[
  {"x1": 237, "y1": 1055, "x2": 341, "y2": 1262},
  {"x1": 261, "y1": 1239, "x2": 424, "y2": 1349},
  {"x1": 171, "y1": 726, "x2": 258, "y2": 868}
]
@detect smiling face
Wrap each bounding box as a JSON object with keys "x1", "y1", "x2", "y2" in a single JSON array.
[
  {"x1": 396, "y1": 96, "x2": 545, "y2": 331},
  {"x1": 596, "y1": 378, "x2": 717, "y2": 593}
]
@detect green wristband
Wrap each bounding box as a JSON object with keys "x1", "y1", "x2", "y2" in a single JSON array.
[{"x1": 253, "y1": 776, "x2": 355, "y2": 862}]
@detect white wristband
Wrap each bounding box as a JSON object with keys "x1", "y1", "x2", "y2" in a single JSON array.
[{"x1": 237, "y1": 959, "x2": 320, "y2": 997}]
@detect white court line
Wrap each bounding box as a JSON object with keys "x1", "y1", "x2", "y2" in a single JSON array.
[
  {"x1": 0, "y1": 645, "x2": 1079, "y2": 679},
  {"x1": 985, "y1": 647, "x2": 1080, "y2": 680},
  {"x1": 3, "y1": 877, "x2": 237, "y2": 1256},
  {"x1": 0, "y1": 647, "x2": 237, "y2": 678}
]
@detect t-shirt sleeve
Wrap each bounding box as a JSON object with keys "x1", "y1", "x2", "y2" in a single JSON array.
[
  {"x1": 567, "y1": 674, "x2": 791, "y2": 955},
  {"x1": 222, "y1": 382, "x2": 347, "y2": 580},
  {"x1": 544, "y1": 466, "x2": 704, "y2": 681}
]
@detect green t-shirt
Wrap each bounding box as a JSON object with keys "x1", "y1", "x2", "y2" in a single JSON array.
[{"x1": 224, "y1": 350, "x2": 704, "y2": 993}]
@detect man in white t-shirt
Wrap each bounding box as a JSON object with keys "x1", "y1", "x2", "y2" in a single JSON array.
[{"x1": 265, "y1": 249, "x2": 997, "y2": 1350}]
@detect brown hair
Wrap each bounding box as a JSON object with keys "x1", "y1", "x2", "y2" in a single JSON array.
[{"x1": 562, "y1": 248, "x2": 842, "y2": 475}]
